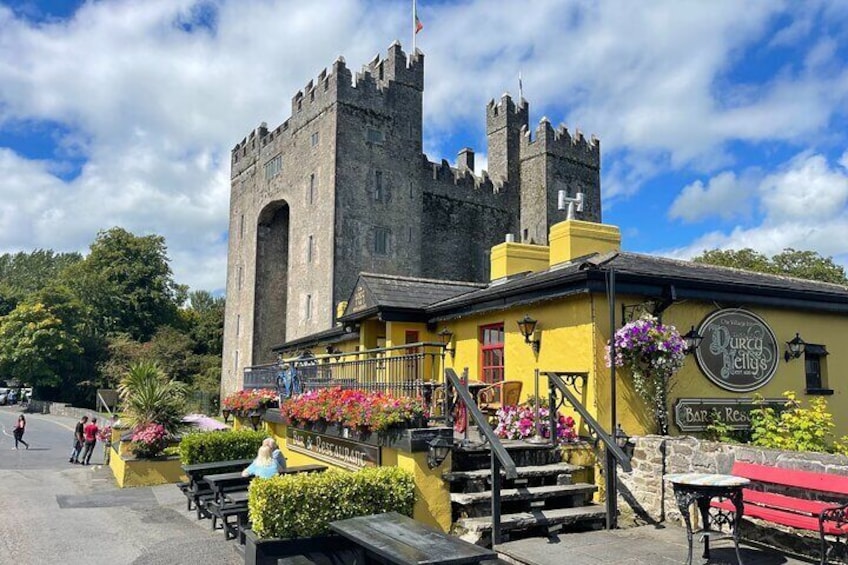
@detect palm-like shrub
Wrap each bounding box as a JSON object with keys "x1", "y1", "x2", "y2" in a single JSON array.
[{"x1": 118, "y1": 361, "x2": 188, "y2": 435}]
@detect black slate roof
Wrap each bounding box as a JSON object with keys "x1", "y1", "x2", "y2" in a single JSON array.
[
  {"x1": 425, "y1": 251, "x2": 848, "y2": 317},
  {"x1": 339, "y1": 273, "x2": 485, "y2": 321}
]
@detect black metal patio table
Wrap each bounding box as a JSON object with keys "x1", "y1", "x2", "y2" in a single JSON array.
[{"x1": 665, "y1": 473, "x2": 750, "y2": 565}]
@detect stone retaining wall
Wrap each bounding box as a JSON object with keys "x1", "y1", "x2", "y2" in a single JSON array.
[
  {"x1": 618, "y1": 436, "x2": 848, "y2": 559},
  {"x1": 27, "y1": 400, "x2": 100, "y2": 420}
]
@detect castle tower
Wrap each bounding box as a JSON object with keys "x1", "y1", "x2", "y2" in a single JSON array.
[
  {"x1": 221, "y1": 44, "x2": 601, "y2": 397},
  {"x1": 518, "y1": 119, "x2": 601, "y2": 244}
]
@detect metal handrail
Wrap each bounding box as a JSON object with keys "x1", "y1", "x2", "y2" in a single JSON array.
[
  {"x1": 445, "y1": 368, "x2": 516, "y2": 546},
  {"x1": 544, "y1": 371, "x2": 631, "y2": 473}
]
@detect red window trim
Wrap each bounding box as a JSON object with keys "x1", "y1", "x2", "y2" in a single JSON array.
[{"x1": 479, "y1": 322, "x2": 504, "y2": 384}]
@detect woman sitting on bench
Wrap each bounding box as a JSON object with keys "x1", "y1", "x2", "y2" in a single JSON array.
[{"x1": 241, "y1": 446, "x2": 278, "y2": 479}]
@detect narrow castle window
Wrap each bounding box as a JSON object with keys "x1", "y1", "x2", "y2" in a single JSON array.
[
  {"x1": 306, "y1": 294, "x2": 312, "y2": 320},
  {"x1": 374, "y1": 170, "x2": 383, "y2": 201},
  {"x1": 307, "y1": 235, "x2": 314, "y2": 263},
  {"x1": 237, "y1": 266, "x2": 243, "y2": 290},
  {"x1": 264, "y1": 154, "x2": 282, "y2": 180},
  {"x1": 311, "y1": 131, "x2": 319, "y2": 147},
  {"x1": 367, "y1": 128, "x2": 384, "y2": 144},
  {"x1": 308, "y1": 173, "x2": 316, "y2": 204},
  {"x1": 236, "y1": 314, "x2": 240, "y2": 337},
  {"x1": 374, "y1": 227, "x2": 390, "y2": 256},
  {"x1": 408, "y1": 227, "x2": 413, "y2": 243},
  {"x1": 234, "y1": 350, "x2": 239, "y2": 374},
  {"x1": 239, "y1": 214, "x2": 245, "y2": 239}
]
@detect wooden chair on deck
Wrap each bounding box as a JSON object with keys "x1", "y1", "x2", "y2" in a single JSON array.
[{"x1": 478, "y1": 380, "x2": 523, "y2": 424}]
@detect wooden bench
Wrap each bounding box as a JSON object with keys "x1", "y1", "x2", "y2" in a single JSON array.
[{"x1": 712, "y1": 461, "x2": 848, "y2": 565}]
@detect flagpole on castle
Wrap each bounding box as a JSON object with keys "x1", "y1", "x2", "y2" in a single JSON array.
[{"x1": 413, "y1": 0, "x2": 417, "y2": 52}]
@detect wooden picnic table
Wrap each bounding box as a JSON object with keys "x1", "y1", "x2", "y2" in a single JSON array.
[{"x1": 330, "y1": 512, "x2": 497, "y2": 565}]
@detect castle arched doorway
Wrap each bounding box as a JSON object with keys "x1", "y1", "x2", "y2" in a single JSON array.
[{"x1": 254, "y1": 200, "x2": 289, "y2": 364}]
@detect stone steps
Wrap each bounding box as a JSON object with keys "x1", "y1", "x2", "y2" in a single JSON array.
[
  {"x1": 454, "y1": 504, "x2": 607, "y2": 546},
  {"x1": 444, "y1": 462, "x2": 581, "y2": 484},
  {"x1": 451, "y1": 483, "x2": 597, "y2": 507}
]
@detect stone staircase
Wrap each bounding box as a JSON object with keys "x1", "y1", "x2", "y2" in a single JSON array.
[{"x1": 445, "y1": 440, "x2": 605, "y2": 547}]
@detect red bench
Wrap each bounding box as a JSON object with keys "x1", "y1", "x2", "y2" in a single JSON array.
[{"x1": 712, "y1": 461, "x2": 848, "y2": 564}]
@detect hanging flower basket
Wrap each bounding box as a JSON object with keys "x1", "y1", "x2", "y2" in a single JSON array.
[
  {"x1": 605, "y1": 315, "x2": 686, "y2": 434},
  {"x1": 222, "y1": 389, "x2": 279, "y2": 417}
]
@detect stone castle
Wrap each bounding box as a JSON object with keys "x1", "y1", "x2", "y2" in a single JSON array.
[{"x1": 221, "y1": 42, "x2": 601, "y2": 394}]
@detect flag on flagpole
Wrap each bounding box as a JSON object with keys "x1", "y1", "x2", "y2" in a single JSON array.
[{"x1": 414, "y1": 1, "x2": 423, "y2": 34}]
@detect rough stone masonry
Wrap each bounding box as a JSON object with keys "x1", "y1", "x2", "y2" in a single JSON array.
[{"x1": 222, "y1": 41, "x2": 602, "y2": 396}]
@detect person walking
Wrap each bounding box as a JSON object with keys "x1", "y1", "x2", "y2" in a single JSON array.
[
  {"x1": 13, "y1": 414, "x2": 29, "y2": 450},
  {"x1": 69, "y1": 415, "x2": 88, "y2": 463},
  {"x1": 80, "y1": 417, "x2": 99, "y2": 465}
]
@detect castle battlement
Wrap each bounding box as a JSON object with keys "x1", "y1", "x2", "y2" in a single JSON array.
[
  {"x1": 520, "y1": 117, "x2": 600, "y2": 167},
  {"x1": 420, "y1": 154, "x2": 506, "y2": 203},
  {"x1": 486, "y1": 93, "x2": 529, "y2": 132}
]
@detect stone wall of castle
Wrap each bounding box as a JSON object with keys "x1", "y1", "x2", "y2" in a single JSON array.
[{"x1": 221, "y1": 42, "x2": 603, "y2": 397}]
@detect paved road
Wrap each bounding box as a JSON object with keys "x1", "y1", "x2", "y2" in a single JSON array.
[{"x1": 0, "y1": 406, "x2": 241, "y2": 565}]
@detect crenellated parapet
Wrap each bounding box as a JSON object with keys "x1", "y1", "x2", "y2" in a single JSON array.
[
  {"x1": 419, "y1": 153, "x2": 510, "y2": 208},
  {"x1": 486, "y1": 93, "x2": 529, "y2": 135},
  {"x1": 520, "y1": 117, "x2": 600, "y2": 168}
]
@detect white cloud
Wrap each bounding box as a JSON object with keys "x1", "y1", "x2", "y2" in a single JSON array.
[
  {"x1": 668, "y1": 171, "x2": 756, "y2": 223},
  {"x1": 662, "y1": 151, "x2": 848, "y2": 262},
  {"x1": 0, "y1": 1, "x2": 847, "y2": 291}
]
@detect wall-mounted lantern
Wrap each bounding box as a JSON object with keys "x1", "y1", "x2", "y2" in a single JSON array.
[
  {"x1": 682, "y1": 326, "x2": 704, "y2": 355},
  {"x1": 427, "y1": 436, "x2": 453, "y2": 469},
  {"x1": 784, "y1": 333, "x2": 806, "y2": 362},
  {"x1": 438, "y1": 328, "x2": 455, "y2": 357},
  {"x1": 517, "y1": 315, "x2": 541, "y2": 354},
  {"x1": 248, "y1": 410, "x2": 262, "y2": 431}
]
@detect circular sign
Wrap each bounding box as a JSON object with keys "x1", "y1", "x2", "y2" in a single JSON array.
[{"x1": 694, "y1": 309, "x2": 779, "y2": 392}]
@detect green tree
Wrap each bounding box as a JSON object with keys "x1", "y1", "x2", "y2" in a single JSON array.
[
  {"x1": 117, "y1": 361, "x2": 188, "y2": 435},
  {"x1": 693, "y1": 247, "x2": 847, "y2": 285},
  {"x1": 182, "y1": 290, "x2": 225, "y2": 355},
  {"x1": 61, "y1": 227, "x2": 182, "y2": 340},
  {"x1": 0, "y1": 302, "x2": 83, "y2": 393},
  {"x1": 0, "y1": 250, "x2": 83, "y2": 299}
]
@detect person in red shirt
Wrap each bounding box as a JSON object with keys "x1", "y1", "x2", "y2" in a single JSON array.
[{"x1": 80, "y1": 417, "x2": 99, "y2": 465}]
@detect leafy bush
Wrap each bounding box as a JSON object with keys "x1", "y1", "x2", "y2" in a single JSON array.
[
  {"x1": 118, "y1": 361, "x2": 188, "y2": 435},
  {"x1": 249, "y1": 466, "x2": 415, "y2": 539},
  {"x1": 178, "y1": 429, "x2": 267, "y2": 465},
  {"x1": 750, "y1": 391, "x2": 835, "y2": 453}
]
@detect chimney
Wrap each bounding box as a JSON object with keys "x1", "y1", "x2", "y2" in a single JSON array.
[
  {"x1": 549, "y1": 219, "x2": 621, "y2": 266},
  {"x1": 457, "y1": 148, "x2": 475, "y2": 172},
  {"x1": 489, "y1": 241, "x2": 550, "y2": 281}
]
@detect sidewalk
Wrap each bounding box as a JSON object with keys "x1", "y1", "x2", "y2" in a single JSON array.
[{"x1": 496, "y1": 525, "x2": 813, "y2": 565}]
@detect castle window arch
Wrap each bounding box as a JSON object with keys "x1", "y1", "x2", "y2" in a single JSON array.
[
  {"x1": 374, "y1": 170, "x2": 383, "y2": 201},
  {"x1": 311, "y1": 131, "x2": 319, "y2": 147},
  {"x1": 374, "y1": 227, "x2": 390, "y2": 256}
]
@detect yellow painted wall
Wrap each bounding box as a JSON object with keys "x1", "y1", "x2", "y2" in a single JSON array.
[
  {"x1": 438, "y1": 288, "x2": 848, "y2": 439},
  {"x1": 109, "y1": 448, "x2": 186, "y2": 488},
  {"x1": 264, "y1": 422, "x2": 452, "y2": 531}
]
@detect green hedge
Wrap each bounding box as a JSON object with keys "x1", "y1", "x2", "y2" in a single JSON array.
[
  {"x1": 178, "y1": 429, "x2": 267, "y2": 465},
  {"x1": 249, "y1": 466, "x2": 415, "y2": 539}
]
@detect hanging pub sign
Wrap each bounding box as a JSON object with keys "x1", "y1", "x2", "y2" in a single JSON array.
[
  {"x1": 674, "y1": 397, "x2": 786, "y2": 432},
  {"x1": 286, "y1": 426, "x2": 380, "y2": 471},
  {"x1": 694, "y1": 309, "x2": 779, "y2": 392}
]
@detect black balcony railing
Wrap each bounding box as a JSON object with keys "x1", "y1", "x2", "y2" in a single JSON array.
[{"x1": 243, "y1": 342, "x2": 447, "y2": 401}]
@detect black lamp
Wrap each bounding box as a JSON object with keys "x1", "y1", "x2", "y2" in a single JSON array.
[
  {"x1": 248, "y1": 410, "x2": 262, "y2": 431},
  {"x1": 517, "y1": 315, "x2": 541, "y2": 354},
  {"x1": 427, "y1": 436, "x2": 453, "y2": 469},
  {"x1": 682, "y1": 325, "x2": 704, "y2": 355},
  {"x1": 784, "y1": 333, "x2": 806, "y2": 362},
  {"x1": 438, "y1": 328, "x2": 455, "y2": 357},
  {"x1": 221, "y1": 408, "x2": 231, "y2": 424},
  {"x1": 614, "y1": 423, "x2": 634, "y2": 458}
]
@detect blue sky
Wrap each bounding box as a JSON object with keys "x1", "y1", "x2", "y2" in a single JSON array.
[{"x1": 1, "y1": 0, "x2": 847, "y2": 293}]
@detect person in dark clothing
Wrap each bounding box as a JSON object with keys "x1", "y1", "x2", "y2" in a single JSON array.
[
  {"x1": 70, "y1": 415, "x2": 88, "y2": 463},
  {"x1": 80, "y1": 417, "x2": 99, "y2": 465},
  {"x1": 13, "y1": 414, "x2": 29, "y2": 449}
]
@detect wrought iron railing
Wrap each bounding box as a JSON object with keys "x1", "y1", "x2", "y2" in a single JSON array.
[
  {"x1": 244, "y1": 342, "x2": 446, "y2": 400},
  {"x1": 444, "y1": 368, "x2": 517, "y2": 545},
  {"x1": 543, "y1": 371, "x2": 631, "y2": 530}
]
